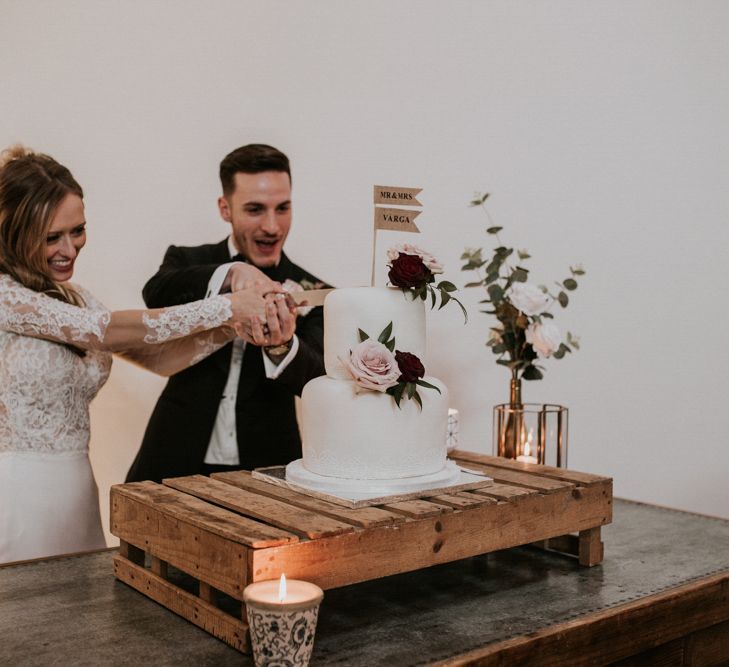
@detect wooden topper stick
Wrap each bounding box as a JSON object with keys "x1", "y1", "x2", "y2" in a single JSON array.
[{"x1": 371, "y1": 223, "x2": 377, "y2": 287}]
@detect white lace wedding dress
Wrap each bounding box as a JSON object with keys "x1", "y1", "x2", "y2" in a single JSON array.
[{"x1": 0, "y1": 274, "x2": 234, "y2": 563}]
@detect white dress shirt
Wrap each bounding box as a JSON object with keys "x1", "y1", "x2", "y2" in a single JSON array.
[{"x1": 203, "y1": 237, "x2": 299, "y2": 465}]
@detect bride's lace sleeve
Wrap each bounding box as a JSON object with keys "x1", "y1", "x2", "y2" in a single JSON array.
[
  {"x1": 115, "y1": 327, "x2": 236, "y2": 376},
  {"x1": 0, "y1": 274, "x2": 111, "y2": 346},
  {"x1": 0, "y1": 274, "x2": 234, "y2": 353}
]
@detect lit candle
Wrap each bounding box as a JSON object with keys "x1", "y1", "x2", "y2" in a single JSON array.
[
  {"x1": 243, "y1": 574, "x2": 324, "y2": 611},
  {"x1": 244, "y1": 574, "x2": 325, "y2": 666},
  {"x1": 516, "y1": 428, "x2": 538, "y2": 464}
]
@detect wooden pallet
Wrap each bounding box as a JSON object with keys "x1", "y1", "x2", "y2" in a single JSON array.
[{"x1": 111, "y1": 450, "x2": 612, "y2": 652}]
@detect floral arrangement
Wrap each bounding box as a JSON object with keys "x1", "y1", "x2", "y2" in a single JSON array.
[
  {"x1": 387, "y1": 244, "x2": 467, "y2": 321},
  {"x1": 461, "y1": 193, "x2": 584, "y2": 381},
  {"x1": 340, "y1": 322, "x2": 440, "y2": 408}
]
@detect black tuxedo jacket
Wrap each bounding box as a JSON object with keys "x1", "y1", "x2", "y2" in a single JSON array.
[{"x1": 125, "y1": 239, "x2": 326, "y2": 483}]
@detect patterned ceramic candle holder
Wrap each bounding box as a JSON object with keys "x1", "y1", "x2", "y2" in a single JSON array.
[{"x1": 243, "y1": 576, "x2": 324, "y2": 667}]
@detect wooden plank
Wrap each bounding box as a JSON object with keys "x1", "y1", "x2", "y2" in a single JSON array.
[
  {"x1": 164, "y1": 475, "x2": 356, "y2": 540},
  {"x1": 119, "y1": 539, "x2": 145, "y2": 566},
  {"x1": 426, "y1": 569, "x2": 729, "y2": 667},
  {"x1": 212, "y1": 470, "x2": 404, "y2": 528},
  {"x1": 578, "y1": 527, "x2": 604, "y2": 567},
  {"x1": 685, "y1": 618, "x2": 729, "y2": 665},
  {"x1": 150, "y1": 555, "x2": 168, "y2": 578},
  {"x1": 113, "y1": 555, "x2": 248, "y2": 653},
  {"x1": 249, "y1": 481, "x2": 611, "y2": 589},
  {"x1": 449, "y1": 461, "x2": 574, "y2": 494},
  {"x1": 430, "y1": 492, "x2": 497, "y2": 509},
  {"x1": 470, "y1": 483, "x2": 540, "y2": 502},
  {"x1": 383, "y1": 499, "x2": 456, "y2": 518},
  {"x1": 112, "y1": 490, "x2": 254, "y2": 599},
  {"x1": 451, "y1": 449, "x2": 611, "y2": 487},
  {"x1": 112, "y1": 482, "x2": 298, "y2": 548}
]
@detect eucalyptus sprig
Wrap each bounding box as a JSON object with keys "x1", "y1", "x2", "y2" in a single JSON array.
[{"x1": 462, "y1": 192, "x2": 584, "y2": 381}]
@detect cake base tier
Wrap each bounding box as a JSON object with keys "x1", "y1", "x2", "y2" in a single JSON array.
[{"x1": 284, "y1": 458, "x2": 463, "y2": 501}]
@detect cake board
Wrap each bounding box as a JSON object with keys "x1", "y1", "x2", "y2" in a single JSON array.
[
  {"x1": 251, "y1": 460, "x2": 493, "y2": 508},
  {"x1": 111, "y1": 450, "x2": 613, "y2": 654}
]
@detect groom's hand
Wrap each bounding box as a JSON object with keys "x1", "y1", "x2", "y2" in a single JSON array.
[
  {"x1": 249, "y1": 291, "x2": 297, "y2": 353},
  {"x1": 223, "y1": 263, "x2": 276, "y2": 293}
]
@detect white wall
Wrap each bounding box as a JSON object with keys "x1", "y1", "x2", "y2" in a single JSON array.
[{"x1": 2, "y1": 1, "x2": 727, "y2": 544}]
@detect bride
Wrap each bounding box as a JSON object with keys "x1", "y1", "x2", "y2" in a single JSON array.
[{"x1": 0, "y1": 146, "x2": 282, "y2": 563}]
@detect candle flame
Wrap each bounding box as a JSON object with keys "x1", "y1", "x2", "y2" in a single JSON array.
[
  {"x1": 523, "y1": 428, "x2": 534, "y2": 457},
  {"x1": 278, "y1": 573, "x2": 287, "y2": 602}
]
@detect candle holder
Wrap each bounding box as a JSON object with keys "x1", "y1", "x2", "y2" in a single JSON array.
[
  {"x1": 493, "y1": 403, "x2": 568, "y2": 467},
  {"x1": 243, "y1": 578, "x2": 324, "y2": 667}
]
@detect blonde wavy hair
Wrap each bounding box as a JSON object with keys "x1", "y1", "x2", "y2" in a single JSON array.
[{"x1": 0, "y1": 144, "x2": 84, "y2": 306}]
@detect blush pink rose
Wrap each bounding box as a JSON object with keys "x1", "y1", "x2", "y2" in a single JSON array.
[{"x1": 340, "y1": 339, "x2": 401, "y2": 392}]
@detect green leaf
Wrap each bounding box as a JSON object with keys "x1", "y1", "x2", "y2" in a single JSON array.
[
  {"x1": 494, "y1": 246, "x2": 513, "y2": 258},
  {"x1": 429, "y1": 286, "x2": 437, "y2": 309},
  {"x1": 416, "y1": 379, "x2": 442, "y2": 393},
  {"x1": 487, "y1": 284, "x2": 504, "y2": 303},
  {"x1": 358, "y1": 328, "x2": 369, "y2": 342},
  {"x1": 392, "y1": 382, "x2": 405, "y2": 407},
  {"x1": 469, "y1": 192, "x2": 490, "y2": 207},
  {"x1": 563, "y1": 278, "x2": 578, "y2": 291},
  {"x1": 464, "y1": 281, "x2": 483, "y2": 288},
  {"x1": 558, "y1": 291, "x2": 569, "y2": 307},
  {"x1": 486, "y1": 226, "x2": 502, "y2": 234},
  {"x1": 517, "y1": 249, "x2": 531, "y2": 260},
  {"x1": 570, "y1": 265, "x2": 586, "y2": 276},
  {"x1": 437, "y1": 280, "x2": 458, "y2": 292},
  {"x1": 541, "y1": 311, "x2": 554, "y2": 319},
  {"x1": 438, "y1": 290, "x2": 451, "y2": 309},
  {"x1": 484, "y1": 272, "x2": 500, "y2": 285},
  {"x1": 406, "y1": 382, "x2": 416, "y2": 399},
  {"x1": 384, "y1": 338, "x2": 395, "y2": 352},
  {"x1": 491, "y1": 343, "x2": 507, "y2": 354},
  {"x1": 378, "y1": 322, "x2": 393, "y2": 344},
  {"x1": 521, "y1": 365, "x2": 544, "y2": 381},
  {"x1": 511, "y1": 268, "x2": 528, "y2": 283},
  {"x1": 413, "y1": 390, "x2": 423, "y2": 410}
]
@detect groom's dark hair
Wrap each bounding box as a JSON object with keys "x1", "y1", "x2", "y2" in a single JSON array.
[{"x1": 219, "y1": 144, "x2": 290, "y2": 196}]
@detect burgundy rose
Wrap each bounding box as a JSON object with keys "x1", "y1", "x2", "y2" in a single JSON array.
[
  {"x1": 395, "y1": 350, "x2": 425, "y2": 383},
  {"x1": 388, "y1": 253, "x2": 431, "y2": 289}
]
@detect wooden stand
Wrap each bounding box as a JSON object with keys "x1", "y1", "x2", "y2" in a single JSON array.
[{"x1": 111, "y1": 450, "x2": 612, "y2": 652}]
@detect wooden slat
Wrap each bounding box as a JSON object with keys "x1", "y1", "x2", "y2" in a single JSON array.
[
  {"x1": 429, "y1": 492, "x2": 497, "y2": 509},
  {"x1": 212, "y1": 470, "x2": 404, "y2": 528},
  {"x1": 250, "y1": 481, "x2": 611, "y2": 589},
  {"x1": 112, "y1": 490, "x2": 253, "y2": 598},
  {"x1": 164, "y1": 475, "x2": 355, "y2": 540},
  {"x1": 113, "y1": 555, "x2": 248, "y2": 653},
  {"x1": 449, "y1": 460, "x2": 574, "y2": 494},
  {"x1": 383, "y1": 498, "x2": 455, "y2": 518},
  {"x1": 452, "y1": 449, "x2": 611, "y2": 487},
  {"x1": 112, "y1": 482, "x2": 297, "y2": 548},
  {"x1": 471, "y1": 482, "x2": 540, "y2": 502}
]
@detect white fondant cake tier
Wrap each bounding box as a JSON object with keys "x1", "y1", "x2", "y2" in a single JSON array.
[
  {"x1": 299, "y1": 375, "x2": 449, "y2": 480},
  {"x1": 324, "y1": 287, "x2": 425, "y2": 380}
]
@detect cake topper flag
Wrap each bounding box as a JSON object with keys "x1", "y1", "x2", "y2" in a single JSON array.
[{"x1": 372, "y1": 185, "x2": 423, "y2": 285}]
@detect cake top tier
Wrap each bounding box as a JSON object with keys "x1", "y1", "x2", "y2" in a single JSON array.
[{"x1": 324, "y1": 287, "x2": 426, "y2": 380}]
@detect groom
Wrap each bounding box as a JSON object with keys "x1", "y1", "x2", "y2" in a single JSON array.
[{"x1": 125, "y1": 144, "x2": 327, "y2": 483}]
